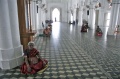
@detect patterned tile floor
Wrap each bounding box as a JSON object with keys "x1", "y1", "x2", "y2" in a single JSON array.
[{"x1": 0, "y1": 22, "x2": 120, "y2": 79}]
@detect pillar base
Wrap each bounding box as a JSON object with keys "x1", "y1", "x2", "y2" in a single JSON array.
[{"x1": 0, "y1": 45, "x2": 24, "y2": 69}]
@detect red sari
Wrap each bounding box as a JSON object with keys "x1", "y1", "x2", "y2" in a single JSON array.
[
  {"x1": 81, "y1": 25, "x2": 87, "y2": 32},
  {"x1": 20, "y1": 48, "x2": 48, "y2": 74}
]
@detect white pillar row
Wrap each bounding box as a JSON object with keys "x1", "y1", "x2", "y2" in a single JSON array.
[
  {"x1": 88, "y1": 5, "x2": 96, "y2": 29},
  {"x1": 78, "y1": 7, "x2": 83, "y2": 26},
  {"x1": 107, "y1": 0, "x2": 120, "y2": 35},
  {"x1": 0, "y1": 0, "x2": 23, "y2": 69}
]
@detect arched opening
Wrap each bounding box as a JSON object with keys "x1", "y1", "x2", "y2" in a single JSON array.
[{"x1": 52, "y1": 8, "x2": 60, "y2": 22}]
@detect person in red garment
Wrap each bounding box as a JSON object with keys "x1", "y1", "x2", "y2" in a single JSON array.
[
  {"x1": 43, "y1": 27, "x2": 51, "y2": 36},
  {"x1": 81, "y1": 23, "x2": 88, "y2": 32},
  {"x1": 96, "y1": 25, "x2": 102, "y2": 36},
  {"x1": 21, "y1": 42, "x2": 48, "y2": 74}
]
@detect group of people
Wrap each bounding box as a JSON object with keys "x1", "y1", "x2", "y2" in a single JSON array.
[
  {"x1": 81, "y1": 22, "x2": 103, "y2": 36},
  {"x1": 21, "y1": 42, "x2": 48, "y2": 74}
]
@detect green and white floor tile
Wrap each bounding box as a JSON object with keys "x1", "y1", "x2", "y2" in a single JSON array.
[{"x1": 0, "y1": 22, "x2": 120, "y2": 79}]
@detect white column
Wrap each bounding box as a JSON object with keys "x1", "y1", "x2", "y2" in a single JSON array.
[
  {"x1": 8, "y1": 0, "x2": 24, "y2": 68},
  {"x1": 43, "y1": 10, "x2": 46, "y2": 27},
  {"x1": 88, "y1": 5, "x2": 95, "y2": 29},
  {"x1": 24, "y1": 0, "x2": 29, "y2": 29},
  {"x1": 82, "y1": 9, "x2": 87, "y2": 21},
  {"x1": 0, "y1": 0, "x2": 13, "y2": 69},
  {"x1": 41, "y1": 10, "x2": 46, "y2": 27},
  {"x1": 0, "y1": 0, "x2": 23, "y2": 69},
  {"x1": 38, "y1": 5, "x2": 42, "y2": 30},
  {"x1": 98, "y1": 9, "x2": 104, "y2": 27},
  {"x1": 34, "y1": 2, "x2": 37, "y2": 30},
  {"x1": 0, "y1": 0, "x2": 14, "y2": 69},
  {"x1": 31, "y1": 1, "x2": 37, "y2": 31},
  {"x1": 73, "y1": 9, "x2": 76, "y2": 21},
  {"x1": 107, "y1": 0, "x2": 120, "y2": 35},
  {"x1": 98, "y1": 0, "x2": 105, "y2": 27},
  {"x1": 0, "y1": 0, "x2": 13, "y2": 49},
  {"x1": 78, "y1": 7, "x2": 83, "y2": 26},
  {"x1": 116, "y1": 1, "x2": 120, "y2": 26}
]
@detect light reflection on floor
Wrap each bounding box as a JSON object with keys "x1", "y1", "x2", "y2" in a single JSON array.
[{"x1": 52, "y1": 22, "x2": 60, "y2": 39}]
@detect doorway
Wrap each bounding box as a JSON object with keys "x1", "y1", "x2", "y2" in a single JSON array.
[{"x1": 52, "y1": 8, "x2": 60, "y2": 22}]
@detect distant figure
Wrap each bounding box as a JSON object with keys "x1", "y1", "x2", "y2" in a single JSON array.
[
  {"x1": 73, "y1": 21, "x2": 75, "y2": 25},
  {"x1": 69, "y1": 21, "x2": 71, "y2": 24},
  {"x1": 42, "y1": 22, "x2": 44, "y2": 28},
  {"x1": 76, "y1": 19, "x2": 78, "y2": 25},
  {"x1": 96, "y1": 25, "x2": 102, "y2": 36},
  {"x1": 81, "y1": 23, "x2": 88, "y2": 32},
  {"x1": 55, "y1": 17, "x2": 56, "y2": 22}
]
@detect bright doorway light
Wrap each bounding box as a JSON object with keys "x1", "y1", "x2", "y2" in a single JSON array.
[{"x1": 52, "y1": 8, "x2": 60, "y2": 22}]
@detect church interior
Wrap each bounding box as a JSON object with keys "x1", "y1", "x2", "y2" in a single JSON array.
[{"x1": 0, "y1": 0, "x2": 120, "y2": 79}]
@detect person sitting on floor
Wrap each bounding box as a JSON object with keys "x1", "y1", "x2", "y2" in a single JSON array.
[
  {"x1": 81, "y1": 23, "x2": 88, "y2": 32},
  {"x1": 43, "y1": 27, "x2": 51, "y2": 36},
  {"x1": 114, "y1": 25, "x2": 120, "y2": 34},
  {"x1": 96, "y1": 25, "x2": 102, "y2": 36},
  {"x1": 48, "y1": 25, "x2": 52, "y2": 31},
  {"x1": 20, "y1": 42, "x2": 48, "y2": 74}
]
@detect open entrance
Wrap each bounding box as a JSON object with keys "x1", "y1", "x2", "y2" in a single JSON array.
[{"x1": 52, "y1": 8, "x2": 60, "y2": 22}]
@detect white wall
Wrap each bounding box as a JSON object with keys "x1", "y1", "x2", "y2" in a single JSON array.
[{"x1": 46, "y1": 3, "x2": 68, "y2": 22}]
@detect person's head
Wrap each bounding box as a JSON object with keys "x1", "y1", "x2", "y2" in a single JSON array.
[
  {"x1": 97, "y1": 26, "x2": 99, "y2": 28},
  {"x1": 28, "y1": 41, "x2": 34, "y2": 50}
]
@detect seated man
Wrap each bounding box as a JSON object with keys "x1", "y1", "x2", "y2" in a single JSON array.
[
  {"x1": 21, "y1": 42, "x2": 48, "y2": 74},
  {"x1": 81, "y1": 24, "x2": 88, "y2": 32},
  {"x1": 96, "y1": 26, "x2": 102, "y2": 36},
  {"x1": 43, "y1": 27, "x2": 51, "y2": 36}
]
